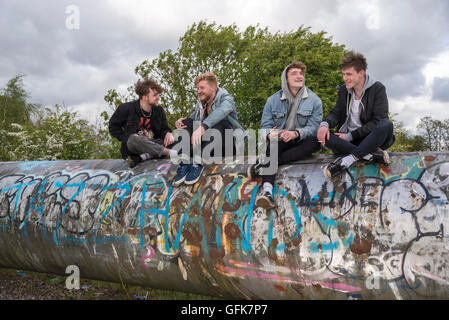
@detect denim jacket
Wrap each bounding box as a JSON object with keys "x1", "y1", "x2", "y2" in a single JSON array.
[
  {"x1": 189, "y1": 87, "x2": 244, "y2": 131},
  {"x1": 260, "y1": 87, "x2": 323, "y2": 139}
]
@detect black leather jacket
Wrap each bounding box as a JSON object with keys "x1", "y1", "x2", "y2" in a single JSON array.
[{"x1": 109, "y1": 99, "x2": 172, "y2": 159}]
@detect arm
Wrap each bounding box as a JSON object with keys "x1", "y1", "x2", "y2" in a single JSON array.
[
  {"x1": 260, "y1": 97, "x2": 275, "y2": 130},
  {"x1": 297, "y1": 97, "x2": 323, "y2": 139},
  {"x1": 108, "y1": 104, "x2": 127, "y2": 141},
  {"x1": 202, "y1": 93, "x2": 235, "y2": 129},
  {"x1": 322, "y1": 86, "x2": 346, "y2": 129},
  {"x1": 159, "y1": 106, "x2": 172, "y2": 138}
]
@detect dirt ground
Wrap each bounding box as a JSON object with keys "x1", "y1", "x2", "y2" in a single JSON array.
[{"x1": 0, "y1": 267, "x2": 216, "y2": 300}]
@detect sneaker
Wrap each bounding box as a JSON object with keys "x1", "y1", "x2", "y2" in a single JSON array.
[
  {"x1": 247, "y1": 160, "x2": 263, "y2": 179},
  {"x1": 323, "y1": 157, "x2": 346, "y2": 179},
  {"x1": 127, "y1": 154, "x2": 142, "y2": 169},
  {"x1": 370, "y1": 149, "x2": 390, "y2": 165},
  {"x1": 255, "y1": 191, "x2": 276, "y2": 209},
  {"x1": 173, "y1": 164, "x2": 192, "y2": 186},
  {"x1": 184, "y1": 164, "x2": 204, "y2": 185}
]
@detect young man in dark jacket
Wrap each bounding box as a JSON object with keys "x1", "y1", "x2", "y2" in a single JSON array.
[
  {"x1": 109, "y1": 78, "x2": 177, "y2": 168},
  {"x1": 317, "y1": 52, "x2": 395, "y2": 178}
]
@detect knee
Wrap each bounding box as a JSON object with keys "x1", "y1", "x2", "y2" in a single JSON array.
[
  {"x1": 126, "y1": 134, "x2": 141, "y2": 151},
  {"x1": 377, "y1": 119, "x2": 393, "y2": 133},
  {"x1": 324, "y1": 132, "x2": 338, "y2": 148},
  {"x1": 182, "y1": 117, "x2": 194, "y2": 128}
]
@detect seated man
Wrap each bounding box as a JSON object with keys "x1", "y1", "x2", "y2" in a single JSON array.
[
  {"x1": 248, "y1": 61, "x2": 322, "y2": 208},
  {"x1": 317, "y1": 52, "x2": 395, "y2": 178},
  {"x1": 173, "y1": 72, "x2": 244, "y2": 186},
  {"x1": 108, "y1": 78, "x2": 177, "y2": 168}
]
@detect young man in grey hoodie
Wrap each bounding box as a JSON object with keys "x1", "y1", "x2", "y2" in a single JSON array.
[
  {"x1": 317, "y1": 52, "x2": 395, "y2": 178},
  {"x1": 248, "y1": 61, "x2": 322, "y2": 208}
]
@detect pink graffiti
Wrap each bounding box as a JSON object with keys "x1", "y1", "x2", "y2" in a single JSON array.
[
  {"x1": 156, "y1": 163, "x2": 171, "y2": 176},
  {"x1": 141, "y1": 246, "x2": 155, "y2": 268},
  {"x1": 215, "y1": 264, "x2": 362, "y2": 293}
]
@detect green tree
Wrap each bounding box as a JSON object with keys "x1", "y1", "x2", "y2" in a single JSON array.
[
  {"x1": 1, "y1": 105, "x2": 98, "y2": 161},
  {"x1": 389, "y1": 114, "x2": 428, "y2": 152},
  {"x1": 105, "y1": 21, "x2": 346, "y2": 129},
  {"x1": 0, "y1": 74, "x2": 38, "y2": 128},
  {"x1": 417, "y1": 116, "x2": 445, "y2": 151}
]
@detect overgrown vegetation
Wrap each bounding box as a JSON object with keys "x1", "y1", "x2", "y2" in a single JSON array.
[{"x1": 0, "y1": 267, "x2": 219, "y2": 300}]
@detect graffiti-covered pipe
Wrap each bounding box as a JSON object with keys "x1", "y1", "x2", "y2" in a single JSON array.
[{"x1": 1, "y1": 153, "x2": 449, "y2": 300}]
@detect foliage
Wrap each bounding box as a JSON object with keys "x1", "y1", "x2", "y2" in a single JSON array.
[
  {"x1": 416, "y1": 116, "x2": 449, "y2": 151},
  {"x1": 389, "y1": 113, "x2": 428, "y2": 152},
  {"x1": 96, "y1": 110, "x2": 122, "y2": 159},
  {"x1": 0, "y1": 74, "x2": 38, "y2": 128},
  {"x1": 1, "y1": 105, "x2": 99, "y2": 161},
  {"x1": 106, "y1": 21, "x2": 346, "y2": 129}
]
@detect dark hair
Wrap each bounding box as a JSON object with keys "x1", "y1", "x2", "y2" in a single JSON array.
[
  {"x1": 194, "y1": 72, "x2": 218, "y2": 87},
  {"x1": 135, "y1": 78, "x2": 163, "y2": 99},
  {"x1": 339, "y1": 51, "x2": 368, "y2": 72},
  {"x1": 286, "y1": 60, "x2": 307, "y2": 74}
]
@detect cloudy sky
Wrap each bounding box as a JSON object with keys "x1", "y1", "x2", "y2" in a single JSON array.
[{"x1": 1, "y1": 0, "x2": 449, "y2": 132}]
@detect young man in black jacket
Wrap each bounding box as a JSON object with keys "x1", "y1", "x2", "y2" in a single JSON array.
[
  {"x1": 109, "y1": 78, "x2": 177, "y2": 168},
  {"x1": 317, "y1": 52, "x2": 395, "y2": 178}
]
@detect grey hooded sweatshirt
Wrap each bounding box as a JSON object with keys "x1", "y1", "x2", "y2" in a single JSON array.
[{"x1": 281, "y1": 66, "x2": 306, "y2": 131}]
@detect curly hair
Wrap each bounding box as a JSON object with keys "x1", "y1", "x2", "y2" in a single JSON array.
[
  {"x1": 135, "y1": 78, "x2": 163, "y2": 99},
  {"x1": 339, "y1": 51, "x2": 368, "y2": 72}
]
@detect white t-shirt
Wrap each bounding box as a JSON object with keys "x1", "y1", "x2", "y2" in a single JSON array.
[{"x1": 347, "y1": 96, "x2": 362, "y2": 132}]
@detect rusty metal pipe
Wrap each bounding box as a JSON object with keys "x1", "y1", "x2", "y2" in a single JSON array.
[{"x1": 1, "y1": 153, "x2": 449, "y2": 299}]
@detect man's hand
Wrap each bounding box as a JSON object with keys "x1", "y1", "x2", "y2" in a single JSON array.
[
  {"x1": 317, "y1": 126, "x2": 330, "y2": 145},
  {"x1": 267, "y1": 126, "x2": 279, "y2": 141},
  {"x1": 191, "y1": 126, "x2": 205, "y2": 145},
  {"x1": 278, "y1": 130, "x2": 298, "y2": 143},
  {"x1": 175, "y1": 117, "x2": 187, "y2": 129},
  {"x1": 164, "y1": 132, "x2": 175, "y2": 147},
  {"x1": 334, "y1": 132, "x2": 347, "y2": 140}
]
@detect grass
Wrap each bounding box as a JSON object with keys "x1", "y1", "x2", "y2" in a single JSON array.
[{"x1": 0, "y1": 267, "x2": 221, "y2": 300}]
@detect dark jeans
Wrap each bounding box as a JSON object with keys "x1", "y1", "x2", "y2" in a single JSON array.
[
  {"x1": 176, "y1": 118, "x2": 236, "y2": 160},
  {"x1": 324, "y1": 119, "x2": 395, "y2": 159},
  {"x1": 261, "y1": 136, "x2": 320, "y2": 186}
]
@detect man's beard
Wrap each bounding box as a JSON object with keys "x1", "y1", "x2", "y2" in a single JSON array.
[{"x1": 199, "y1": 93, "x2": 213, "y2": 103}]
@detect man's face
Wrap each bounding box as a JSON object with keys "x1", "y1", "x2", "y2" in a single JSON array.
[
  {"x1": 143, "y1": 88, "x2": 160, "y2": 106},
  {"x1": 286, "y1": 68, "x2": 305, "y2": 91},
  {"x1": 342, "y1": 67, "x2": 365, "y2": 90},
  {"x1": 197, "y1": 80, "x2": 216, "y2": 103}
]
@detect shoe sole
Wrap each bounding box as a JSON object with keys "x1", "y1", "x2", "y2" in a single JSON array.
[
  {"x1": 323, "y1": 165, "x2": 332, "y2": 179},
  {"x1": 255, "y1": 196, "x2": 276, "y2": 209},
  {"x1": 371, "y1": 150, "x2": 390, "y2": 165},
  {"x1": 184, "y1": 168, "x2": 204, "y2": 185},
  {"x1": 382, "y1": 150, "x2": 390, "y2": 165},
  {"x1": 173, "y1": 175, "x2": 186, "y2": 186},
  {"x1": 247, "y1": 166, "x2": 255, "y2": 179},
  {"x1": 127, "y1": 158, "x2": 138, "y2": 169}
]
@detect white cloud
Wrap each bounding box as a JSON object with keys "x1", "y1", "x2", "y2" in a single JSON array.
[{"x1": 1, "y1": 0, "x2": 449, "y2": 132}]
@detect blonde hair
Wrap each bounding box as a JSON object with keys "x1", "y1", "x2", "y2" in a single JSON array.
[{"x1": 194, "y1": 72, "x2": 218, "y2": 87}]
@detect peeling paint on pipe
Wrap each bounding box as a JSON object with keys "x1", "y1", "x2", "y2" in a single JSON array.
[{"x1": 1, "y1": 153, "x2": 449, "y2": 300}]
